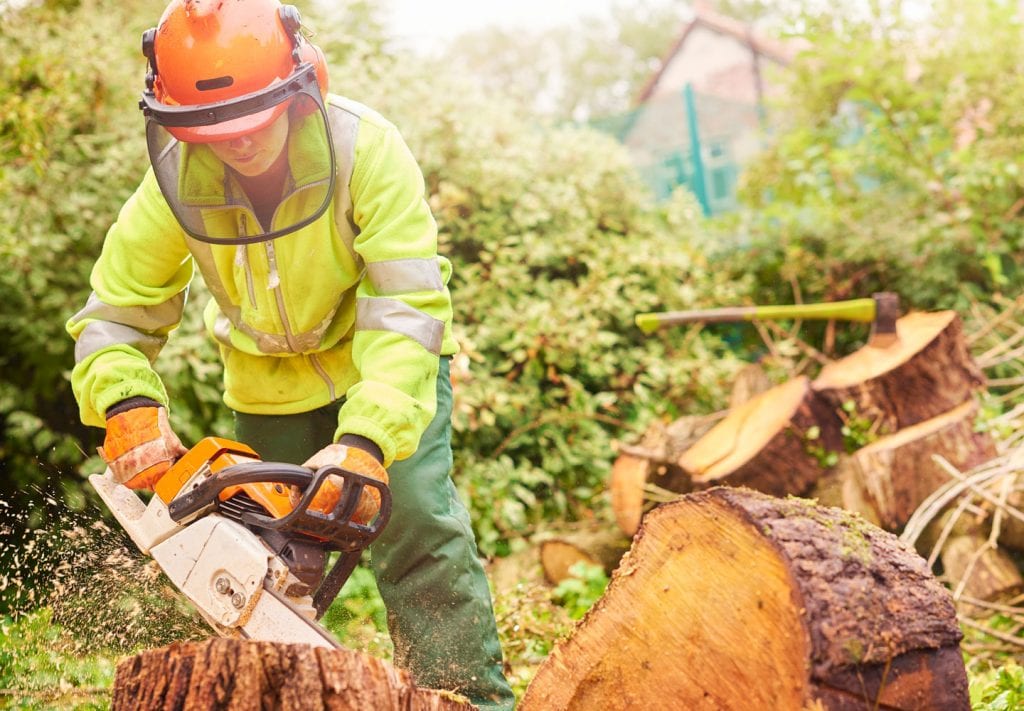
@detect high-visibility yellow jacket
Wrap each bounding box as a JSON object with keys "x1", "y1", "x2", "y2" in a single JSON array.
[{"x1": 67, "y1": 95, "x2": 457, "y2": 467}]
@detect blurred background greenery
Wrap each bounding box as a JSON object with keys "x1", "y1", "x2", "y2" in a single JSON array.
[{"x1": 3, "y1": 0, "x2": 1024, "y2": 706}]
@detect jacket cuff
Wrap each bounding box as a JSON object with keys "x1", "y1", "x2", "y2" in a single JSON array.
[
  {"x1": 337, "y1": 434, "x2": 384, "y2": 464},
  {"x1": 105, "y1": 396, "x2": 162, "y2": 419},
  {"x1": 335, "y1": 416, "x2": 397, "y2": 468}
]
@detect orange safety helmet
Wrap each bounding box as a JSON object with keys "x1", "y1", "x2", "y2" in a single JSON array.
[
  {"x1": 144, "y1": 0, "x2": 329, "y2": 143},
  {"x1": 139, "y1": 0, "x2": 337, "y2": 245}
]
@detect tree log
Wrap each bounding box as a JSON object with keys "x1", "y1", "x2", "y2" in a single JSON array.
[
  {"x1": 728, "y1": 361, "x2": 773, "y2": 409},
  {"x1": 916, "y1": 510, "x2": 1024, "y2": 604},
  {"x1": 521, "y1": 488, "x2": 968, "y2": 711},
  {"x1": 940, "y1": 532, "x2": 1024, "y2": 603},
  {"x1": 678, "y1": 377, "x2": 842, "y2": 497},
  {"x1": 996, "y1": 484, "x2": 1024, "y2": 553},
  {"x1": 111, "y1": 638, "x2": 471, "y2": 710},
  {"x1": 608, "y1": 453, "x2": 653, "y2": 537},
  {"x1": 609, "y1": 414, "x2": 719, "y2": 535},
  {"x1": 810, "y1": 457, "x2": 883, "y2": 528},
  {"x1": 538, "y1": 528, "x2": 632, "y2": 584},
  {"x1": 847, "y1": 400, "x2": 997, "y2": 531},
  {"x1": 813, "y1": 311, "x2": 985, "y2": 433}
]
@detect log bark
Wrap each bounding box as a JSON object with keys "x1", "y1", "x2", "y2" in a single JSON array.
[
  {"x1": 111, "y1": 638, "x2": 472, "y2": 710},
  {"x1": 538, "y1": 528, "x2": 631, "y2": 584},
  {"x1": 521, "y1": 488, "x2": 968, "y2": 711},
  {"x1": 678, "y1": 377, "x2": 843, "y2": 497},
  {"x1": 846, "y1": 400, "x2": 997, "y2": 530},
  {"x1": 813, "y1": 311, "x2": 985, "y2": 433}
]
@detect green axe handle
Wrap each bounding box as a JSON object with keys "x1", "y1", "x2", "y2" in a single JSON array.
[{"x1": 635, "y1": 298, "x2": 877, "y2": 335}]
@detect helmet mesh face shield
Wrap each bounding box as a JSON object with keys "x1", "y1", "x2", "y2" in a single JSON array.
[{"x1": 142, "y1": 64, "x2": 335, "y2": 245}]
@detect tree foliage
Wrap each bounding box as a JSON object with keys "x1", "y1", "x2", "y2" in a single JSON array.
[
  {"x1": 0, "y1": 0, "x2": 747, "y2": 560},
  {"x1": 722, "y1": 0, "x2": 1024, "y2": 313}
]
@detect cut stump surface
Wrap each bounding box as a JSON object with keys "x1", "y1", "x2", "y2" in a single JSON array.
[{"x1": 679, "y1": 377, "x2": 842, "y2": 497}]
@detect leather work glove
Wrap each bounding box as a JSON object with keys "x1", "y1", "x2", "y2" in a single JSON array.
[
  {"x1": 295, "y1": 436, "x2": 389, "y2": 524},
  {"x1": 99, "y1": 397, "x2": 188, "y2": 490}
]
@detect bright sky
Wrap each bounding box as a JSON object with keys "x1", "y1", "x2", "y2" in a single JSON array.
[{"x1": 385, "y1": 0, "x2": 619, "y2": 51}]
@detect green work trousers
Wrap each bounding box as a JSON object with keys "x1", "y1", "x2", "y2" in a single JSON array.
[{"x1": 234, "y1": 358, "x2": 514, "y2": 710}]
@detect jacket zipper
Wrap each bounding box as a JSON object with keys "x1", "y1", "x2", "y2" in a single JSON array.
[
  {"x1": 264, "y1": 239, "x2": 338, "y2": 400},
  {"x1": 264, "y1": 240, "x2": 299, "y2": 352},
  {"x1": 239, "y1": 214, "x2": 257, "y2": 308},
  {"x1": 309, "y1": 353, "x2": 337, "y2": 401}
]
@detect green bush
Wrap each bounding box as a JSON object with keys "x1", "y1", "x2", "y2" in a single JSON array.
[
  {"x1": 726, "y1": 0, "x2": 1024, "y2": 319},
  {"x1": 330, "y1": 59, "x2": 750, "y2": 552}
]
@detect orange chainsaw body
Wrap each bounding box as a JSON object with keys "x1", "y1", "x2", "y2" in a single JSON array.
[{"x1": 154, "y1": 436, "x2": 293, "y2": 518}]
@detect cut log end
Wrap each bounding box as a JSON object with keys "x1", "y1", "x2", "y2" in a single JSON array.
[
  {"x1": 813, "y1": 311, "x2": 984, "y2": 431},
  {"x1": 679, "y1": 376, "x2": 841, "y2": 497},
  {"x1": 521, "y1": 488, "x2": 968, "y2": 711},
  {"x1": 609, "y1": 453, "x2": 651, "y2": 536}
]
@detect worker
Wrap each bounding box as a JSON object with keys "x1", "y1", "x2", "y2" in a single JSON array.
[{"x1": 65, "y1": 1, "x2": 514, "y2": 708}]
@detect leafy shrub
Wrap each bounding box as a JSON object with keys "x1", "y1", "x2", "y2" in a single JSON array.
[
  {"x1": 0, "y1": 1, "x2": 751, "y2": 563},
  {"x1": 970, "y1": 662, "x2": 1024, "y2": 711},
  {"x1": 726, "y1": 0, "x2": 1024, "y2": 319},
  {"x1": 552, "y1": 561, "x2": 610, "y2": 620},
  {"x1": 332, "y1": 59, "x2": 750, "y2": 553}
]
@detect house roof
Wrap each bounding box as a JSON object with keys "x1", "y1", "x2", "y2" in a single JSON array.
[{"x1": 635, "y1": 6, "x2": 798, "y2": 104}]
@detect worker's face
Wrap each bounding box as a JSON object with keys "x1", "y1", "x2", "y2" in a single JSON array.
[{"x1": 208, "y1": 111, "x2": 290, "y2": 177}]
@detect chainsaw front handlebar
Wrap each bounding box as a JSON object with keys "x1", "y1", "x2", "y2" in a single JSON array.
[{"x1": 166, "y1": 462, "x2": 392, "y2": 553}]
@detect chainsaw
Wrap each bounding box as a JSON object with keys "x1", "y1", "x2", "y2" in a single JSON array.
[{"x1": 89, "y1": 436, "x2": 391, "y2": 649}]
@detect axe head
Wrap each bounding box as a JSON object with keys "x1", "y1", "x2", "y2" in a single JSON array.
[{"x1": 868, "y1": 292, "x2": 900, "y2": 347}]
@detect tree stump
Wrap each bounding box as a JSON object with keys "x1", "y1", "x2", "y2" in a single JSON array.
[
  {"x1": 846, "y1": 401, "x2": 997, "y2": 531},
  {"x1": 813, "y1": 311, "x2": 985, "y2": 432},
  {"x1": 678, "y1": 377, "x2": 842, "y2": 497},
  {"x1": 111, "y1": 638, "x2": 472, "y2": 710},
  {"x1": 538, "y1": 528, "x2": 631, "y2": 584},
  {"x1": 521, "y1": 488, "x2": 969, "y2": 711}
]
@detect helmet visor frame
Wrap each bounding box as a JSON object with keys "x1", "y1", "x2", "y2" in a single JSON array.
[
  {"x1": 142, "y1": 65, "x2": 335, "y2": 246},
  {"x1": 140, "y1": 62, "x2": 322, "y2": 142}
]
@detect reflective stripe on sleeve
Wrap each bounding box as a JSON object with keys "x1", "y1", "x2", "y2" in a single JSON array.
[
  {"x1": 72, "y1": 291, "x2": 186, "y2": 333},
  {"x1": 355, "y1": 297, "x2": 444, "y2": 355},
  {"x1": 366, "y1": 257, "x2": 444, "y2": 296},
  {"x1": 75, "y1": 321, "x2": 166, "y2": 363}
]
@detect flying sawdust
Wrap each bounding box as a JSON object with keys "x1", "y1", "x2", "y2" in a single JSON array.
[{"x1": 1, "y1": 492, "x2": 208, "y2": 655}]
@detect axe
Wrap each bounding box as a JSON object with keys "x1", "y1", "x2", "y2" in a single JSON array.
[{"x1": 635, "y1": 292, "x2": 901, "y2": 347}]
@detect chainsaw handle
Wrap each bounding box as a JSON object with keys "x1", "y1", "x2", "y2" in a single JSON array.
[
  {"x1": 166, "y1": 462, "x2": 313, "y2": 523},
  {"x1": 249, "y1": 464, "x2": 392, "y2": 550},
  {"x1": 166, "y1": 461, "x2": 392, "y2": 552}
]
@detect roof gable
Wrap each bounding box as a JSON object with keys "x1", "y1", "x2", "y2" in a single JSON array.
[{"x1": 636, "y1": 8, "x2": 796, "y2": 104}]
